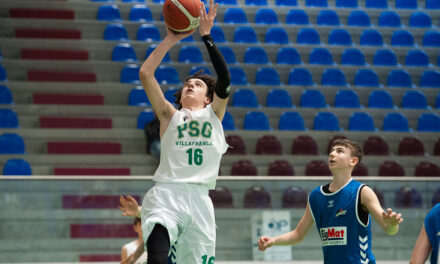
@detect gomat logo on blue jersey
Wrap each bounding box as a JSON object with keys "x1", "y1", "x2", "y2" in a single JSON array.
[{"x1": 320, "y1": 226, "x2": 347, "y2": 246}]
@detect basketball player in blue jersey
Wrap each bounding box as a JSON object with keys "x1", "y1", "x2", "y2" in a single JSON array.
[
  {"x1": 410, "y1": 203, "x2": 440, "y2": 264},
  {"x1": 258, "y1": 138, "x2": 403, "y2": 264},
  {"x1": 119, "y1": 0, "x2": 230, "y2": 264}
]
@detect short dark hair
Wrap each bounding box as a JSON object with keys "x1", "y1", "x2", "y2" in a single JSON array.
[
  {"x1": 329, "y1": 138, "x2": 363, "y2": 169},
  {"x1": 133, "y1": 217, "x2": 141, "y2": 225},
  {"x1": 174, "y1": 70, "x2": 215, "y2": 110}
]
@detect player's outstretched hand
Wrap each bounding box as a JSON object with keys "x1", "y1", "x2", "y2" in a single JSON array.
[
  {"x1": 199, "y1": 0, "x2": 218, "y2": 36},
  {"x1": 258, "y1": 236, "x2": 275, "y2": 251},
  {"x1": 118, "y1": 195, "x2": 140, "y2": 217},
  {"x1": 166, "y1": 26, "x2": 195, "y2": 42},
  {"x1": 382, "y1": 208, "x2": 403, "y2": 226}
]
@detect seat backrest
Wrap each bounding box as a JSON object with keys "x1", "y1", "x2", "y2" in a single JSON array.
[
  {"x1": 379, "y1": 161, "x2": 405, "y2": 176},
  {"x1": 282, "y1": 186, "x2": 307, "y2": 208},
  {"x1": 178, "y1": 46, "x2": 203, "y2": 63},
  {"x1": 335, "y1": 90, "x2": 360, "y2": 108},
  {"x1": 391, "y1": 30, "x2": 414, "y2": 46},
  {"x1": 366, "y1": 0, "x2": 387, "y2": 8},
  {"x1": 0, "y1": 109, "x2": 19, "y2": 128},
  {"x1": 415, "y1": 161, "x2": 440, "y2": 176},
  {"x1": 120, "y1": 64, "x2": 141, "y2": 83},
  {"x1": 395, "y1": 0, "x2": 417, "y2": 9},
  {"x1": 246, "y1": 0, "x2": 268, "y2": 5},
  {"x1": 401, "y1": 90, "x2": 427, "y2": 109},
  {"x1": 352, "y1": 163, "x2": 369, "y2": 176},
  {"x1": 222, "y1": 111, "x2": 236, "y2": 130},
  {"x1": 277, "y1": 47, "x2": 301, "y2": 65},
  {"x1": 398, "y1": 137, "x2": 425, "y2": 155},
  {"x1": 164, "y1": 88, "x2": 178, "y2": 104},
  {"x1": 225, "y1": 135, "x2": 246, "y2": 154},
  {"x1": 219, "y1": 46, "x2": 236, "y2": 64},
  {"x1": 418, "y1": 113, "x2": 440, "y2": 132},
  {"x1": 136, "y1": 110, "x2": 154, "y2": 129},
  {"x1": 0, "y1": 133, "x2": 25, "y2": 154},
  {"x1": 244, "y1": 47, "x2": 268, "y2": 64},
  {"x1": 255, "y1": 8, "x2": 278, "y2": 24},
  {"x1": 137, "y1": 24, "x2": 160, "y2": 42},
  {"x1": 265, "y1": 27, "x2": 289, "y2": 44},
  {"x1": 297, "y1": 28, "x2": 320, "y2": 44},
  {"x1": 0, "y1": 85, "x2": 13, "y2": 104},
  {"x1": 97, "y1": 5, "x2": 121, "y2": 21},
  {"x1": 387, "y1": 70, "x2": 412, "y2": 87},
  {"x1": 309, "y1": 48, "x2": 333, "y2": 65},
  {"x1": 129, "y1": 5, "x2": 152, "y2": 22},
  {"x1": 336, "y1": 0, "x2": 357, "y2": 7},
  {"x1": 420, "y1": 70, "x2": 440, "y2": 88},
  {"x1": 279, "y1": 112, "x2": 305, "y2": 130},
  {"x1": 286, "y1": 9, "x2": 309, "y2": 24},
  {"x1": 405, "y1": 50, "x2": 429, "y2": 66},
  {"x1": 373, "y1": 49, "x2": 397, "y2": 66},
  {"x1": 426, "y1": 0, "x2": 440, "y2": 9},
  {"x1": 314, "y1": 112, "x2": 340, "y2": 131},
  {"x1": 243, "y1": 111, "x2": 271, "y2": 130},
  {"x1": 218, "y1": 0, "x2": 238, "y2": 4},
  {"x1": 423, "y1": 31, "x2": 440, "y2": 47},
  {"x1": 112, "y1": 43, "x2": 137, "y2": 62},
  {"x1": 128, "y1": 87, "x2": 150, "y2": 107},
  {"x1": 209, "y1": 186, "x2": 234, "y2": 208},
  {"x1": 306, "y1": 0, "x2": 327, "y2": 7},
  {"x1": 244, "y1": 185, "x2": 271, "y2": 208},
  {"x1": 383, "y1": 112, "x2": 410, "y2": 132},
  {"x1": 104, "y1": 23, "x2": 128, "y2": 41},
  {"x1": 256, "y1": 135, "x2": 282, "y2": 154},
  {"x1": 276, "y1": 0, "x2": 298, "y2": 5},
  {"x1": 305, "y1": 160, "x2": 332, "y2": 176},
  {"x1": 321, "y1": 68, "x2": 346, "y2": 86},
  {"x1": 267, "y1": 89, "x2": 292, "y2": 108},
  {"x1": 233, "y1": 27, "x2": 257, "y2": 43},
  {"x1": 360, "y1": 30, "x2": 383, "y2": 46},
  {"x1": 300, "y1": 89, "x2": 326, "y2": 108},
  {"x1": 349, "y1": 112, "x2": 375, "y2": 131},
  {"x1": 347, "y1": 10, "x2": 370, "y2": 26},
  {"x1": 224, "y1": 8, "x2": 247, "y2": 23},
  {"x1": 268, "y1": 160, "x2": 295, "y2": 176},
  {"x1": 368, "y1": 90, "x2": 394, "y2": 108},
  {"x1": 256, "y1": 68, "x2": 281, "y2": 86},
  {"x1": 409, "y1": 11, "x2": 432, "y2": 27},
  {"x1": 363, "y1": 136, "x2": 390, "y2": 155},
  {"x1": 229, "y1": 67, "x2": 248, "y2": 85},
  {"x1": 292, "y1": 135, "x2": 318, "y2": 155},
  {"x1": 154, "y1": 66, "x2": 180, "y2": 85},
  {"x1": 231, "y1": 159, "x2": 258, "y2": 176},
  {"x1": 341, "y1": 49, "x2": 365, "y2": 65},
  {"x1": 288, "y1": 68, "x2": 313, "y2": 86},
  {"x1": 378, "y1": 11, "x2": 401, "y2": 27},
  {"x1": 232, "y1": 89, "x2": 259, "y2": 107},
  {"x1": 211, "y1": 26, "x2": 226, "y2": 43},
  {"x1": 3, "y1": 159, "x2": 32, "y2": 175},
  {"x1": 317, "y1": 10, "x2": 339, "y2": 25},
  {"x1": 328, "y1": 29, "x2": 352, "y2": 45},
  {"x1": 395, "y1": 187, "x2": 422, "y2": 208}
]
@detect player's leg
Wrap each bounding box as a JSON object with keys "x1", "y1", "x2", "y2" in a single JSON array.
[{"x1": 147, "y1": 224, "x2": 170, "y2": 264}]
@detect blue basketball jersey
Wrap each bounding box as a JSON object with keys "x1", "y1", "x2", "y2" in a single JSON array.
[
  {"x1": 425, "y1": 203, "x2": 440, "y2": 264},
  {"x1": 309, "y1": 179, "x2": 375, "y2": 264}
]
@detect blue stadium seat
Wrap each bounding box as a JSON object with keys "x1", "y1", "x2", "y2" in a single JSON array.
[
  {"x1": 137, "y1": 110, "x2": 154, "y2": 129},
  {"x1": 145, "y1": 44, "x2": 170, "y2": 62},
  {"x1": 211, "y1": 26, "x2": 226, "y2": 43},
  {"x1": 112, "y1": 43, "x2": 137, "y2": 62},
  {"x1": 243, "y1": 111, "x2": 271, "y2": 130},
  {"x1": 265, "y1": 27, "x2": 289, "y2": 44},
  {"x1": 155, "y1": 66, "x2": 180, "y2": 85},
  {"x1": 222, "y1": 111, "x2": 236, "y2": 130},
  {"x1": 233, "y1": 27, "x2": 257, "y2": 43},
  {"x1": 255, "y1": 68, "x2": 280, "y2": 86},
  {"x1": 189, "y1": 66, "x2": 211, "y2": 76},
  {"x1": 368, "y1": 90, "x2": 394, "y2": 108},
  {"x1": 328, "y1": 29, "x2": 352, "y2": 46},
  {"x1": 276, "y1": 0, "x2": 297, "y2": 5},
  {"x1": 391, "y1": 30, "x2": 414, "y2": 46},
  {"x1": 297, "y1": 28, "x2": 320, "y2": 44},
  {"x1": 180, "y1": 35, "x2": 194, "y2": 43},
  {"x1": 347, "y1": 11, "x2": 370, "y2": 27},
  {"x1": 120, "y1": 64, "x2": 140, "y2": 84},
  {"x1": 255, "y1": 8, "x2": 278, "y2": 24},
  {"x1": 288, "y1": 68, "x2": 313, "y2": 86},
  {"x1": 0, "y1": 133, "x2": 25, "y2": 154},
  {"x1": 317, "y1": 10, "x2": 339, "y2": 25},
  {"x1": 129, "y1": 5, "x2": 152, "y2": 22},
  {"x1": 128, "y1": 86, "x2": 150, "y2": 107},
  {"x1": 309, "y1": 48, "x2": 333, "y2": 65},
  {"x1": 373, "y1": 49, "x2": 397, "y2": 66},
  {"x1": 178, "y1": 46, "x2": 203, "y2": 63},
  {"x1": 122, "y1": 0, "x2": 145, "y2": 2},
  {"x1": 218, "y1": 0, "x2": 238, "y2": 4},
  {"x1": 314, "y1": 112, "x2": 340, "y2": 131},
  {"x1": 97, "y1": 5, "x2": 121, "y2": 21},
  {"x1": 229, "y1": 67, "x2": 248, "y2": 85},
  {"x1": 224, "y1": 8, "x2": 247, "y2": 23},
  {"x1": 355, "y1": 69, "x2": 379, "y2": 87},
  {"x1": 232, "y1": 89, "x2": 259, "y2": 107},
  {"x1": 277, "y1": 47, "x2": 301, "y2": 65},
  {"x1": 437, "y1": 93, "x2": 440, "y2": 108},
  {"x1": 405, "y1": 50, "x2": 429, "y2": 66},
  {"x1": 348, "y1": 112, "x2": 376, "y2": 131},
  {"x1": 420, "y1": 70, "x2": 440, "y2": 88},
  {"x1": 409, "y1": 12, "x2": 432, "y2": 27},
  {"x1": 0, "y1": 65, "x2": 7, "y2": 81},
  {"x1": 300, "y1": 89, "x2": 326, "y2": 108},
  {"x1": 164, "y1": 88, "x2": 178, "y2": 104},
  {"x1": 366, "y1": 0, "x2": 387, "y2": 8},
  {"x1": 360, "y1": 30, "x2": 383, "y2": 46},
  {"x1": 395, "y1": 0, "x2": 416, "y2": 9},
  {"x1": 266, "y1": 89, "x2": 293, "y2": 108},
  {"x1": 286, "y1": 10, "x2": 309, "y2": 25},
  {"x1": 423, "y1": 31, "x2": 440, "y2": 47},
  {"x1": 3, "y1": 159, "x2": 32, "y2": 175},
  {"x1": 322, "y1": 69, "x2": 346, "y2": 87},
  {"x1": 401, "y1": 91, "x2": 428, "y2": 109},
  {"x1": 418, "y1": 113, "x2": 440, "y2": 132},
  {"x1": 306, "y1": 0, "x2": 327, "y2": 7},
  {"x1": 336, "y1": 0, "x2": 357, "y2": 7},
  {"x1": 334, "y1": 90, "x2": 360, "y2": 108},
  {"x1": 244, "y1": 47, "x2": 268, "y2": 64},
  {"x1": 219, "y1": 46, "x2": 236, "y2": 64},
  {"x1": 104, "y1": 23, "x2": 128, "y2": 41},
  {"x1": 0, "y1": 86, "x2": 13, "y2": 104},
  {"x1": 137, "y1": 24, "x2": 161, "y2": 42},
  {"x1": 341, "y1": 49, "x2": 365, "y2": 65},
  {"x1": 246, "y1": 0, "x2": 267, "y2": 5},
  {"x1": 378, "y1": 11, "x2": 401, "y2": 27},
  {"x1": 383, "y1": 113, "x2": 410, "y2": 132},
  {"x1": 426, "y1": 0, "x2": 440, "y2": 9},
  {"x1": 387, "y1": 70, "x2": 412, "y2": 87},
  {"x1": 0, "y1": 109, "x2": 19, "y2": 128},
  {"x1": 279, "y1": 112, "x2": 305, "y2": 130}
]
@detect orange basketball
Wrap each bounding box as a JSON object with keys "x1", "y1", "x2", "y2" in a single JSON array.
[{"x1": 163, "y1": 0, "x2": 202, "y2": 33}]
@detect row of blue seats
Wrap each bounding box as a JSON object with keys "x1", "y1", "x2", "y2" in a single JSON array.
[
  {"x1": 137, "y1": 109, "x2": 440, "y2": 131},
  {"x1": 113, "y1": 43, "x2": 440, "y2": 68},
  {"x1": 129, "y1": 87, "x2": 440, "y2": 110},
  {"x1": 92, "y1": 0, "x2": 440, "y2": 10},
  {"x1": 98, "y1": 4, "x2": 439, "y2": 28},
  {"x1": 120, "y1": 64, "x2": 440, "y2": 87},
  {"x1": 104, "y1": 23, "x2": 440, "y2": 47}
]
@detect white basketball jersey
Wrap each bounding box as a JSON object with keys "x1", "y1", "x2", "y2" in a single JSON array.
[
  {"x1": 153, "y1": 104, "x2": 228, "y2": 189},
  {"x1": 125, "y1": 240, "x2": 147, "y2": 264}
]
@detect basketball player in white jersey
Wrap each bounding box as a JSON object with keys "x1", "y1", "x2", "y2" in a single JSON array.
[
  {"x1": 121, "y1": 218, "x2": 148, "y2": 264},
  {"x1": 120, "y1": 0, "x2": 230, "y2": 263}
]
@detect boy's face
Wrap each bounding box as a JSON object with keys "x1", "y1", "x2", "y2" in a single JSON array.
[
  {"x1": 328, "y1": 144, "x2": 358, "y2": 170},
  {"x1": 180, "y1": 78, "x2": 211, "y2": 106}
]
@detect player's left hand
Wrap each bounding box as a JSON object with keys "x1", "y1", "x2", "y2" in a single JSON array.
[
  {"x1": 199, "y1": 0, "x2": 218, "y2": 36},
  {"x1": 382, "y1": 208, "x2": 403, "y2": 226},
  {"x1": 118, "y1": 195, "x2": 140, "y2": 217}
]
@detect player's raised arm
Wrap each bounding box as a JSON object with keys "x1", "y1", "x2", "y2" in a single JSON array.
[
  {"x1": 361, "y1": 186, "x2": 403, "y2": 235},
  {"x1": 139, "y1": 28, "x2": 194, "y2": 124},
  {"x1": 199, "y1": 0, "x2": 230, "y2": 121}
]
